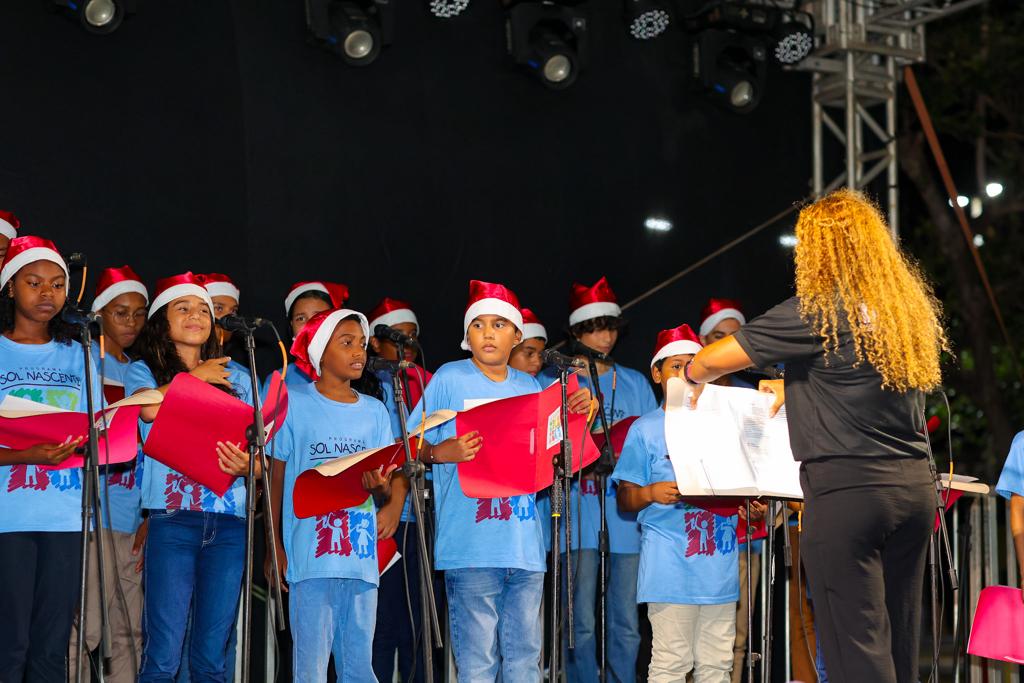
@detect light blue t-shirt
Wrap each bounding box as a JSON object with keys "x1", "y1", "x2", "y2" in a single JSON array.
[
  {"x1": 125, "y1": 361, "x2": 252, "y2": 518},
  {"x1": 540, "y1": 364, "x2": 658, "y2": 554},
  {"x1": 996, "y1": 431, "x2": 1024, "y2": 500},
  {"x1": 227, "y1": 358, "x2": 260, "y2": 398},
  {"x1": 0, "y1": 335, "x2": 103, "y2": 533},
  {"x1": 94, "y1": 343, "x2": 143, "y2": 534},
  {"x1": 408, "y1": 359, "x2": 545, "y2": 572},
  {"x1": 611, "y1": 408, "x2": 740, "y2": 604},
  {"x1": 274, "y1": 382, "x2": 391, "y2": 586},
  {"x1": 263, "y1": 362, "x2": 312, "y2": 397}
]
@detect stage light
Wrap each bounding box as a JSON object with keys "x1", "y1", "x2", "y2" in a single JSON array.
[
  {"x1": 306, "y1": 0, "x2": 395, "y2": 67},
  {"x1": 779, "y1": 234, "x2": 798, "y2": 248},
  {"x1": 973, "y1": 234, "x2": 985, "y2": 248},
  {"x1": 53, "y1": 0, "x2": 136, "y2": 34},
  {"x1": 625, "y1": 0, "x2": 671, "y2": 40},
  {"x1": 985, "y1": 182, "x2": 1004, "y2": 198},
  {"x1": 772, "y1": 14, "x2": 814, "y2": 65},
  {"x1": 645, "y1": 217, "x2": 673, "y2": 232},
  {"x1": 947, "y1": 195, "x2": 969, "y2": 208},
  {"x1": 428, "y1": 0, "x2": 470, "y2": 18},
  {"x1": 506, "y1": 2, "x2": 590, "y2": 90},
  {"x1": 691, "y1": 29, "x2": 767, "y2": 113}
]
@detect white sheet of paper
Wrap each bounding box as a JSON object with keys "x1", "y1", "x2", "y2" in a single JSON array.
[{"x1": 664, "y1": 378, "x2": 802, "y2": 499}]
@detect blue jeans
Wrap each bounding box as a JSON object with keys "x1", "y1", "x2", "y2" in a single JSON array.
[
  {"x1": 563, "y1": 549, "x2": 599, "y2": 683},
  {"x1": 175, "y1": 603, "x2": 238, "y2": 683},
  {"x1": 445, "y1": 568, "x2": 544, "y2": 682},
  {"x1": 140, "y1": 510, "x2": 245, "y2": 683},
  {"x1": 607, "y1": 552, "x2": 639, "y2": 683},
  {"x1": 290, "y1": 578, "x2": 378, "y2": 683}
]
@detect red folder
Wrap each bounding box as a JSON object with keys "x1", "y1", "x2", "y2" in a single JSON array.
[
  {"x1": 968, "y1": 585, "x2": 1024, "y2": 663},
  {"x1": 293, "y1": 442, "x2": 412, "y2": 519},
  {"x1": 0, "y1": 398, "x2": 146, "y2": 471},
  {"x1": 378, "y1": 537, "x2": 399, "y2": 575},
  {"x1": 682, "y1": 496, "x2": 767, "y2": 543},
  {"x1": 455, "y1": 374, "x2": 600, "y2": 498},
  {"x1": 591, "y1": 416, "x2": 640, "y2": 456},
  {"x1": 145, "y1": 371, "x2": 289, "y2": 497}
]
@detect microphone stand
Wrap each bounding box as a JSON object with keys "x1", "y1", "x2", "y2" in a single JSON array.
[
  {"x1": 581, "y1": 353, "x2": 614, "y2": 683},
  {"x1": 72, "y1": 317, "x2": 112, "y2": 683},
  {"x1": 384, "y1": 347, "x2": 442, "y2": 683},
  {"x1": 236, "y1": 319, "x2": 286, "y2": 683}
]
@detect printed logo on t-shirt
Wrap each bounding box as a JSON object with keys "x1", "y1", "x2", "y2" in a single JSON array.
[
  {"x1": 7, "y1": 464, "x2": 82, "y2": 492},
  {"x1": 684, "y1": 511, "x2": 738, "y2": 557},
  {"x1": 309, "y1": 436, "x2": 369, "y2": 460},
  {"x1": 0, "y1": 371, "x2": 82, "y2": 396},
  {"x1": 314, "y1": 510, "x2": 376, "y2": 559},
  {"x1": 581, "y1": 479, "x2": 599, "y2": 496},
  {"x1": 108, "y1": 466, "x2": 136, "y2": 490},
  {"x1": 202, "y1": 486, "x2": 237, "y2": 515},
  {"x1": 164, "y1": 473, "x2": 203, "y2": 511},
  {"x1": 474, "y1": 496, "x2": 535, "y2": 523}
]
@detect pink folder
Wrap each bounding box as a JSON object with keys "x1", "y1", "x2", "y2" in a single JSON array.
[
  {"x1": 293, "y1": 442, "x2": 410, "y2": 519},
  {"x1": 378, "y1": 537, "x2": 399, "y2": 575},
  {"x1": 455, "y1": 374, "x2": 600, "y2": 498},
  {"x1": 591, "y1": 416, "x2": 640, "y2": 456},
  {"x1": 967, "y1": 585, "x2": 1024, "y2": 663},
  {"x1": 145, "y1": 372, "x2": 289, "y2": 497}
]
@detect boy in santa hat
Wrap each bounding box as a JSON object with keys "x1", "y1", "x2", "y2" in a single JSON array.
[
  {"x1": 67, "y1": 266, "x2": 150, "y2": 682},
  {"x1": 508, "y1": 307, "x2": 547, "y2": 377},
  {"x1": 266, "y1": 307, "x2": 394, "y2": 682},
  {"x1": 0, "y1": 210, "x2": 19, "y2": 262},
  {"x1": 539, "y1": 276, "x2": 657, "y2": 683},
  {"x1": 612, "y1": 324, "x2": 742, "y2": 683},
  {"x1": 406, "y1": 280, "x2": 591, "y2": 680},
  {"x1": 0, "y1": 236, "x2": 103, "y2": 682}
]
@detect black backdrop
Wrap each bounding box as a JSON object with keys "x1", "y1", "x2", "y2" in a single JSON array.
[{"x1": 1, "y1": 0, "x2": 811, "y2": 374}]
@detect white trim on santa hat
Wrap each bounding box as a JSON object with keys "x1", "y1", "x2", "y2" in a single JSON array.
[
  {"x1": 369, "y1": 308, "x2": 418, "y2": 334},
  {"x1": 148, "y1": 284, "x2": 214, "y2": 319},
  {"x1": 522, "y1": 322, "x2": 547, "y2": 342},
  {"x1": 284, "y1": 282, "x2": 329, "y2": 315},
  {"x1": 0, "y1": 248, "x2": 69, "y2": 288},
  {"x1": 91, "y1": 280, "x2": 149, "y2": 312},
  {"x1": 205, "y1": 281, "x2": 241, "y2": 303},
  {"x1": 460, "y1": 298, "x2": 524, "y2": 351},
  {"x1": 651, "y1": 340, "x2": 703, "y2": 367},
  {"x1": 569, "y1": 301, "x2": 622, "y2": 327},
  {"x1": 699, "y1": 308, "x2": 745, "y2": 338},
  {"x1": 0, "y1": 217, "x2": 16, "y2": 240},
  {"x1": 307, "y1": 309, "x2": 370, "y2": 376}
]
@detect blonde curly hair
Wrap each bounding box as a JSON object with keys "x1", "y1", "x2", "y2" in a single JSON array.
[{"x1": 793, "y1": 189, "x2": 948, "y2": 392}]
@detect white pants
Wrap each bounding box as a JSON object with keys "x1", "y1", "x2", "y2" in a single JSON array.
[{"x1": 648, "y1": 601, "x2": 736, "y2": 683}]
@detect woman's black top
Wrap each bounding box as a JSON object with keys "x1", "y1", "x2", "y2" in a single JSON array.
[{"x1": 733, "y1": 296, "x2": 928, "y2": 462}]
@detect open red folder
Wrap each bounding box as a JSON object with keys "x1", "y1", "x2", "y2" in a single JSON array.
[
  {"x1": 0, "y1": 391, "x2": 162, "y2": 470},
  {"x1": 968, "y1": 585, "x2": 1024, "y2": 663},
  {"x1": 456, "y1": 374, "x2": 600, "y2": 498},
  {"x1": 378, "y1": 537, "x2": 400, "y2": 576},
  {"x1": 145, "y1": 371, "x2": 289, "y2": 497},
  {"x1": 591, "y1": 416, "x2": 640, "y2": 456},
  {"x1": 681, "y1": 497, "x2": 767, "y2": 543}
]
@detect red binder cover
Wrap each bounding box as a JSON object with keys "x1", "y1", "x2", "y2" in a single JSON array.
[
  {"x1": 144, "y1": 371, "x2": 289, "y2": 496},
  {"x1": 455, "y1": 374, "x2": 600, "y2": 498},
  {"x1": 968, "y1": 585, "x2": 1024, "y2": 663},
  {"x1": 591, "y1": 416, "x2": 640, "y2": 456},
  {"x1": 293, "y1": 442, "x2": 412, "y2": 519}
]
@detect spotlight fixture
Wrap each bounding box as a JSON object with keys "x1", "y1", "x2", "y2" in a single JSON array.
[
  {"x1": 428, "y1": 0, "x2": 470, "y2": 19},
  {"x1": 506, "y1": 2, "x2": 590, "y2": 90},
  {"x1": 691, "y1": 29, "x2": 767, "y2": 113},
  {"x1": 625, "y1": 0, "x2": 671, "y2": 40},
  {"x1": 772, "y1": 12, "x2": 815, "y2": 65},
  {"x1": 306, "y1": 0, "x2": 395, "y2": 66},
  {"x1": 686, "y1": 2, "x2": 816, "y2": 66},
  {"x1": 53, "y1": 0, "x2": 136, "y2": 35}
]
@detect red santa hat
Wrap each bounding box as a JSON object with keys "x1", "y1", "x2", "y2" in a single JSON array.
[
  {"x1": 91, "y1": 265, "x2": 149, "y2": 312},
  {"x1": 520, "y1": 307, "x2": 547, "y2": 342},
  {"x1": 200, "y1": 272, "x2": 241, "y2": 303},
  {"x1": 699, "y1": 298, "x2": 746, "y2": 338},
  {"x1": 0, "y1": 210, "x2": 20, "y2": 240},
  {"x1": 368, "y1": 297, "x2": 419, "y2": 334},
  {"x1": 290, "y1": 308, "x2": 370, "y2": 380},
  {"x1": 569, "y1": 276, "x2": 622, "y2": 326},
  {"x1": 460, "y1": 280, "x2": 524, "y2": 351},
  {"x1": 284, "y1": 281, "x2": 349, "y2": 315},
  {"x1": 148, "y1": 272, "x2": 214, "y2": 319},
  {"x1": 651, "y1": 323, "x2": 703, "y2": 367},
  {"x1": 0, "y1": 235, "x2": 69, "y2": 288}
]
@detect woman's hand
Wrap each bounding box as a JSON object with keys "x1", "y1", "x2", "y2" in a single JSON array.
[
  {"x1": 17, "y1": 438, "x2": 84, "y2": 466},
  {"x1": 568, "y1": 388, "x2": 592, "y2": 415},
  {"x1": 132, "y1": 518, "x2": 148, "y2": 573},
  {"x1": 190, "y1": 357, "x2": 233, "y2": 388},
  {"x1": 431, "y1": 432, "x2": 482, "y2": 463},
  {"x1": 216, "y1": 441, "x2": 258, "y2": 477},
  {"x1": 758, "y1": 379, "x2": 785, "y2": 417},
  {"x1": 645, "y1": 481, "x2": 682, "y2": 505}
]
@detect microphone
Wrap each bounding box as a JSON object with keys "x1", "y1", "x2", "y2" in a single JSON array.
[
  {"x1": 572, "y1": 340, "x2": 614, "y2": 364},
  {"x1": 374, "y1": 324, "x2": 417, "y2": 346},
  {"x1": 215, "y1": 315, "x2": 268, "y2": 332},
  {"x1": 365, "y1": 356, "x2": 415, "y2": 373},
  {"x1": 61, "y1": 304, "x2": 100, "y2": 326},
  {"x1": 541, "y1": 348, "x2": 587, "y2": 369},
  {"x1": 65, "y1": 252, "x2": 87, "y2": 270}
]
